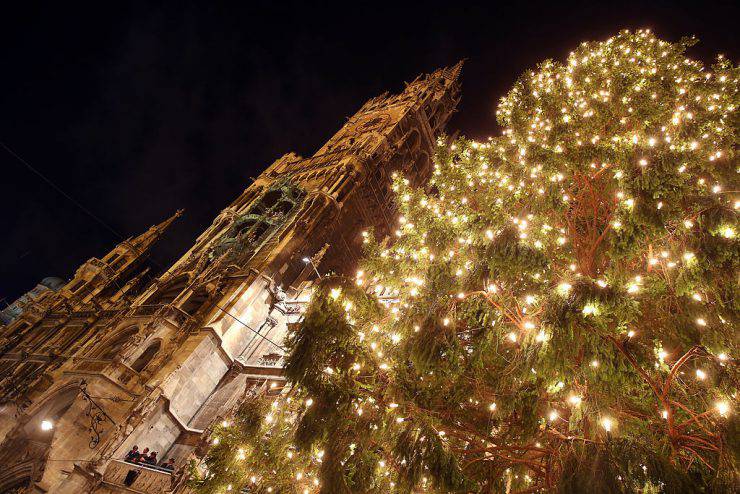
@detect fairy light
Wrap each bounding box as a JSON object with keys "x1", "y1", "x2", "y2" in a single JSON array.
[
  {"x1": 601, "y1": 417, "x2": 614, "y2": 432},
  {"x1": 557, "y1": 282, "x2": 572, "y2": 294},
  {"x1": 582, "y1": 304, "x2": 599, "y2": 316}
]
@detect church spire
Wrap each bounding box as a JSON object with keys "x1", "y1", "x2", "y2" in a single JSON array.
[
  {"x1": 124, "y1": 209, "x2": 184, "y2": 255},
  {"x1": 447, "y1": 59, "x2": 465, "y2": 82}
]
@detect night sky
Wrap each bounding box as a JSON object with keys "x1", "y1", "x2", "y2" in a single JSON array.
[{"x1": 1, "y1": 1, "x2": 737, "y2": 302}]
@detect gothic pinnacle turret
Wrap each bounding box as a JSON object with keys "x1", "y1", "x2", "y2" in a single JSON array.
[{"x1": 124, "y1": 209, "x2": 184, "y2": 256}]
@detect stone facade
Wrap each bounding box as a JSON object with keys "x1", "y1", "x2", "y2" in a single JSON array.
[{"x1": 0, "y1": 63, "x2": 462, "y2": 493}]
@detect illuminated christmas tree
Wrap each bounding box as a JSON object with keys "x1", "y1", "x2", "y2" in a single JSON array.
[{"x1": 191, "y1": 30, "x2": 738, "y2": 493}]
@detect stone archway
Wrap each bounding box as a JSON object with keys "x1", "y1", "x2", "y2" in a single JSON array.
[
  {"x1": 147, "y1": 276, "x2": 189, "y2": 306},
  {"x1": 130, "y1": 340, "x2": 162, "y2": 373},
  {"x1": 0, "y1": 384, "x2": 80, "y2": 492},
  {"x1": 88, "y1": 324, "x2": 140, "y2": 361}
]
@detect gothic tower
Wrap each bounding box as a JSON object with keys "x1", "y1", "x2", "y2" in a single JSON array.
[{"x1": 0, "y1": 63, "x2": 462, "y2": 494}]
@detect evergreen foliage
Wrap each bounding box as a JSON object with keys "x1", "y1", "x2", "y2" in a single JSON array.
[{"x1": 192, "y1": 30, "x2": 738, "y2": 493}]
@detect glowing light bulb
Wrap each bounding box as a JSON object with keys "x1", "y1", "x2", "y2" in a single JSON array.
[
  {"x1": 695, "y1": 369, "x2": 706, "y2": 380},
  {"x1": 601, "y1": 417, "x2": 613, "y2": 432},
  {"x1": 40, "y1": 420, "x2": 53, "y2": 431},
  {"x1": 557, "y1": 282, "x2": 572, "y2": 294},
  {"x1": 582, "y1": 304, "x2": 598, "y2": 316},
  {"x1": 715, "y1": 401, "x2": 730, "y2": 417}
]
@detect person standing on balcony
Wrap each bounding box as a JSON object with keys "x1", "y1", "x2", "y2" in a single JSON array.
[
  {"x1": 124, "y1": 445, "x2": 140, "y2": 463},
  {"x1": 144, "y1": 451, "x2": 158, "y2": 465}
]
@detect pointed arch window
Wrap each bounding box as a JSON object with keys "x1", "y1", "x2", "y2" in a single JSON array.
[{"x1": 131, "y1": 341, "x2": 161, "y2": 373}]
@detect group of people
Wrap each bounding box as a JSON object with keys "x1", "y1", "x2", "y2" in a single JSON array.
[
  {"x1": 124, "y1": 445, "x2": 176, "y2": 470},
  {"x1": 123, "y1": 445, "x2": 177, "y2": 487}
]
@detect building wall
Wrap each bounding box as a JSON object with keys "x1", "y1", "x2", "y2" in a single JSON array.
[{"x1": 0, "y1": 63, "x2": 462, "y2": 494}]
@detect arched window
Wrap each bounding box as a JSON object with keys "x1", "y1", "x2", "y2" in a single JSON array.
[
  {"x1": 148, "y1": 276, "x2": 188, "y2": 306},
  {"x1": 404, "y1": 129, "x2": 421, "y2": 153},
  {"x1": 91, "y1": 325, "x2": 139, "y2": 360},
  {"x1": 179, "y1": 289, "x2": 209, "y2": 317},
  {"x1": 131, "y1": 341, "x2": 161, "y2": 373},
  {"x1": 235, "y1": 219, "x2": 257, "y2": 237},
  {"x1": 259, "y1": 189, "x2": 283, "y2": 211},
  {"x1": 251, "y1": 222, "x2": 270, "y2": 239},
  {"x1": 273, "y1": 200, "x2": 294, "y2": 216}
]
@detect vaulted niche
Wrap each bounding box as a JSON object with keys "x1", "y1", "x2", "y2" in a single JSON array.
[
  {"x1": 179, "y1": 287, "x2": 209, "y2": 317},
  {"x1": 131, "y1": 340, "x2": 161, "y2": 373},
  {"x1": 146, "y1": 275, "x2": 188, "y2": 306},
  {"x1": 210, "y1": 181, "x2": 304, "y2": 263}
]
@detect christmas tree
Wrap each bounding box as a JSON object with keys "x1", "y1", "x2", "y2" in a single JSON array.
[{"x1": 191, "y1": 29, "x2": 738, "y2": 493}]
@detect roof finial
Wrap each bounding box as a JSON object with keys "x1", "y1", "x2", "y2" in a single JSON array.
[{"x1": 126, "y1": 209, "x2": 184, "y2": 254}]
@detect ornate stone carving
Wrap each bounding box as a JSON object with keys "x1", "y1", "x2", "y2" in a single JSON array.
[{"x1": 0, "y1": 64, "x2": 462, "y2": 493}]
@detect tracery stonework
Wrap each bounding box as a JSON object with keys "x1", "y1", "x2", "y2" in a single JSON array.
[{"x1": 0, "y1": 63, "x2": 462, "y2": 493}]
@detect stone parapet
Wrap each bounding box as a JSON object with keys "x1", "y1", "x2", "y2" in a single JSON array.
[{"x1": 103, "y1": 459, "x2": 173, "y2": 493}]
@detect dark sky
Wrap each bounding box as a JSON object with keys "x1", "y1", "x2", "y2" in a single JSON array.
[{"x1": 1, "y1": 1, "x2": 737, "y2": 302}]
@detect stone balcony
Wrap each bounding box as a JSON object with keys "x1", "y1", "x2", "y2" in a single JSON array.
[
  {"x1": 129, "y1": 304, "x2": 198, "y2": 334},
  {"x1": 68, "y1": 358, "x2": 145, "y2": 393},
  {"x1": 102, "y1": 459, "x2": 175, "y2": 493}
]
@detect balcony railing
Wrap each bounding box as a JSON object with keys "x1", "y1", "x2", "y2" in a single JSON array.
[
  {"x1": 129, "y1": 304, "x2": 197, "y2": 333},
  {"x1": 103, "y1": 459, "x2": 174, "y2": 493}
]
